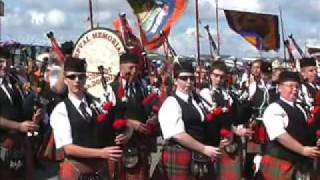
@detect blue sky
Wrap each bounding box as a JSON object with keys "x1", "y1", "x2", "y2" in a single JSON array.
[{"x1": 2, "y1": 0, "x2": 320, "y2": 58}]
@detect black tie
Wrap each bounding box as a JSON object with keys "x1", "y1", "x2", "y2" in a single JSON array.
[{"x1": 79, "y1": 102, "x2": 91, "y2": 121}]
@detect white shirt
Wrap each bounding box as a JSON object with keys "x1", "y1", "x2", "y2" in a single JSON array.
[
  {"x1": 262, "y1": 97, "x2": 307, "y2": 141},
  {"x1": 200, "y1": 87, "x2": 233, "y2": 108},
  {"x1": 50, "y1": 94, "x2": 92, "y2": 149},
  {"x1": 158, "y1": 90, "x2": 205, "y2": 140}
]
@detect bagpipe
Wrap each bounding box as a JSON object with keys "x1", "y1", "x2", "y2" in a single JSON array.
[{"x1": 192, "y1": 90, "x2": 238, "y2": 154}]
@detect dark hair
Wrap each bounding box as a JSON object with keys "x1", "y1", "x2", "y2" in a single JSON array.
[
  {"x1": 251, "y1": 59, "x2": 263, "y2": 66},
  {"x1": 210, "y1": 60, "x2": 227, "y2": 73}
]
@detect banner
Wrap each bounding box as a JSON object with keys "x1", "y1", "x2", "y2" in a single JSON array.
[
  {"x1": 127, "y1": 0, "x2": 187, "y2": 51},
  {"x1": 224, "y1": 10, "x2": 280, "y2": 51},
  {"x1": 113, "y1": 14, "x2": 151, "y2": 74}
]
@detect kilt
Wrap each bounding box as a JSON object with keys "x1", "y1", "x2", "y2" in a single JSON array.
[
  {"x1": 59, "y1": 159, "x2": 109, "y2": 180},
  {"x1": 247, "y1": 141, "x2": 261, "y2": 153},
  {"x1": 37, "y1": 130, "x2": 65, "y2": 162},
  {"x1": 154, "y1": 144, "x2": 215, "y2": 180},
  {"x1": 0, "y1": 135, "x2": 34, "y2": 180},
  {"x1": 217, "y1": 150, "x2": 241, "y2": 180},
  {"x1": 260, "y1": 155, "x2": 294, "y2": 180},
  {"x1": 120, "y1": 153, "x2": 150, "y2": 180},
  {"x1": 120, "y1": 135, "x2": 155, "y2": 180}
]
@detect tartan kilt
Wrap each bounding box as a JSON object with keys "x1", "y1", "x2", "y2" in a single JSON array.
[
  {"x1": 120, "y1": 135, "x2": 155, "y2": 180},
  {"x1": 37, "y1": 130, "x2": 65, "y2": 162},
  {"x1": 154, "y1": 144, "x2": 216, "y2": 180},
  {"x1": 260, "y1": 155, "x2": 294, "y2": 180},
  {"x1": 217, "y1": 149, "x2": 241, "y2": 180},
  {"x1": 59, "y1": 159, "x2": 109, "y2": 180},
  {"x1": 247, "y1": 141, "x2": 262, "y2": 154},
  {"x1": 0, "y1": 135, "x2": 35, "y2": 180}
]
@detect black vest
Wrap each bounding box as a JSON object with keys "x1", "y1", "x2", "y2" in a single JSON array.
[
  {"x1": 173, "y1": 94, "x2": 205, "y2": 143},
  {"x1": 64, "y1": 95, "x2": 115, "y2": 149},
  {"x1": 265, "y1": 99, "x2": 310, "y2": 163},
  {"x1": 0, "y1": 82, "x2": 24, "y2": 138},
  {"x1": 250, "y1": 83, "x2": 271, "y2": 117},
  {"x1": 110, "y1": 80, "x2": 147, "y2": 122}
]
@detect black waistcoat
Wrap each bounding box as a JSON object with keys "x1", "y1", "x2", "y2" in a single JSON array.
[
  {"x1": 64, "y1": 95, "x2": 115, "y2": 149},
  {"x1": 265, "y1": 99, "x2": 310, "y2": 163},
  {"x1": 173, "y1": 94, "x2": 205, "y2": 143},
  {"x1": 250, "y1": 83, "x2": 270, "y2": 117},
  {"x1": 110, "y1": 80, "x2": 147, "y2": 122},
  {"x1": 0, "y1": 84, "x2": 24, "y2": 138}
]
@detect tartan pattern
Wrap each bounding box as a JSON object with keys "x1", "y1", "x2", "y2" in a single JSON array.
[
  {"x1": 59, "y1": 160, "x2": 109, "y2": 180},
  {"x1": 247, "y1": 141, "x2": 261, "y2": 153},
  {"x1": 120, "y1": 154, "x2": 150, "y2": 180},
  {"x1": 260, "y1": 155, "x2": 294, "y2": 180},
  {"x1": 120, "y1": 135, "x2": 157, "y2": 180},
  {"x1": 0, "y1": 135, "x2": 35, "y2": 180},
  {"x1": 161, "y1": 144, "x2": 191, "y2": 180},
  {"x1": 37, "y1": 131, "x2": 65, "y2": 162},
  {"x1": 217, "y1": 150, "x2": 241, "y2": 180},
  {"x1": 155, "y1": 144, "x2": 215, "y2": 180}
]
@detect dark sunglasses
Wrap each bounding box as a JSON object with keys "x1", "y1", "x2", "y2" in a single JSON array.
[
  {"x1": 178, "y1": 76, "x2": 195, "y2": 81},
  {"x1": 66, "y1": 74, "x2": 86, "y2": 80}
]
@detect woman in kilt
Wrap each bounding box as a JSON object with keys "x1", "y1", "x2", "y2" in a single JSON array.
[{"x1": 154, "y1": 60, "x2": 221, "y2": 180}]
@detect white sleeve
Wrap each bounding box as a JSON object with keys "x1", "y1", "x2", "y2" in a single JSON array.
[
  {"x1": 50, "y1": 102, "x2": 73, "y2": 149},
  {"x1": 262, "y1": 103, "x2": 288, "y2": 141},
  {"x1": 158, "y1": 96, "x2": 185, "y2": 139},
  {"x1": 248, "y1": 82, "x2": 257, "y2": 99}
]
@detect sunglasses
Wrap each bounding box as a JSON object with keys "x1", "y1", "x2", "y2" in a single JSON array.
[
  {"x1": 178, "y1": 76, "x2": 195, "y2": 81},
  {"x1": 65, "y1": 74, "x2": 86, "y2": 80}
]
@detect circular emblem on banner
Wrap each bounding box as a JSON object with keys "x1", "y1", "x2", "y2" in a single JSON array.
[{"x1": 73, "y1": 28, "x2": 126, "y2": 98}]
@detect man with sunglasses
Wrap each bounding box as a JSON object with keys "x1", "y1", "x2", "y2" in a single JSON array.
[
  {"x1": 50, "y1": 57, "x2": 124, "y2": 180},
  {"x1": 200, "y1": 61, "x2": 252, "y2": 179},
  {"x1": 260, "y1": 71, "x2": 320, "y2": 179}
]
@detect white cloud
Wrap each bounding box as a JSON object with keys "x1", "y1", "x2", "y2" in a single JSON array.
[
  {"x1": 3, "y1": 0, "x2": 320, "y2": 59},
  {"x1": 46, "y1": 9, "x2": 66, "y2": 27},
  {"x1": 29, "y1": 10, "x2": 45, "y2": 26},
  {"x1": 221, "y1": 0, "x2": 262, "y2": 12}
]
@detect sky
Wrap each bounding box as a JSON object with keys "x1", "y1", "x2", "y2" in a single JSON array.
[{"x1": 2, "y1": 0, "x2": 320, "y2": 58}]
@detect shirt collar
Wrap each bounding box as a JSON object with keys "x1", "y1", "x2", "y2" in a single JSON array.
[
  {"x1": 68, "y1": 94, "x2": 86, "y2": 108},
  {"x1": 280, "y1": 96, "x2": 295, "y2": 107},
  {"x1": 175, "y1": 90, "x2": 190, "y2": 102}
]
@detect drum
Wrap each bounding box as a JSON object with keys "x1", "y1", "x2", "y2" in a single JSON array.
[{"x1": 72, "y1": 28, "x2": 126, "y2": 98}]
